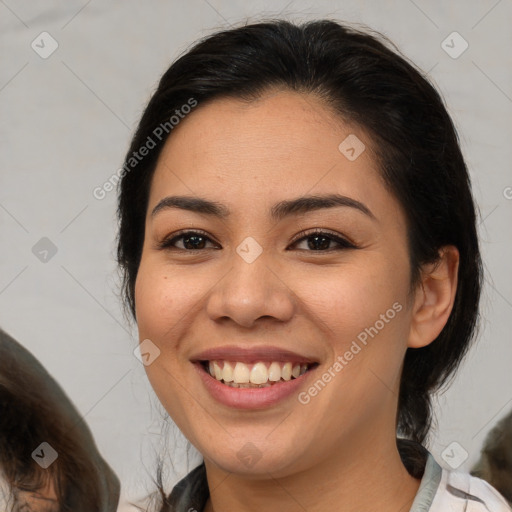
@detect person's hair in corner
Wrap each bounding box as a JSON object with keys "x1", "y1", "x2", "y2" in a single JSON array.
[
  {"x1": 116, "y1": 18, "x2": 483, "y2": 506},
  {"x1": 0, "y1": 328, "x2": 120, "y2": 511}
]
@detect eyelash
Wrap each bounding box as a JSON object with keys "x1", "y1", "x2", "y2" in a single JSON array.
[{"x1": 157, "y1": 229, "x2": 357, "y2": 252}]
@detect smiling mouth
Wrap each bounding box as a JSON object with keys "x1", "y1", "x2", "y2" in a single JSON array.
[{"x1": 200, "y1": 360, "x2": 318, "y2": 388}]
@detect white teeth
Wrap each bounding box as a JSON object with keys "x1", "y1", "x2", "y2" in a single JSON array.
[
  {"x1": 206, "y1": 360, "x2": 312, "y2": 386},
  {"x1": 268, "y1": 361, "x2": 282, "y2": 381},
  {"x1": 250, "y1": 362, "x2": 268, "y2": 384},
  {"x1": 281, "y1": 362, "x2": 292, "y2": 381},
  {"x1": 222, "y1": 361, "x2": 234, "y2": 382},
  {"x1": 213, "y1": 361, "x2": 223, "y2": 380},
  {"x1": 233, "y1": 362, "x2": 250, "y2": 383}
]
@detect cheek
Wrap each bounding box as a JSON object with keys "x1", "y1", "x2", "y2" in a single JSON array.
[
  {"x1": 134, "y1": 262, "x2": 197, "y2": 421},
  {"x1": 134, "y1": 260, "x2": 201, "y2": 339},
  {"x1": 296, "y1": 258, "x2": 408, "y2": 342},
  {"x1": 297, "y1": 266, "x2": 410, "y2": 418}
]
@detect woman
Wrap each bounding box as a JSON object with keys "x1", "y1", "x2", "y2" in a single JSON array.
[
  {"x1": 0, "y1": 328, "x2": 120, "y2": 511},
  {"x1": 116, "y1": 19, "x2": 511, "y2": 511}
]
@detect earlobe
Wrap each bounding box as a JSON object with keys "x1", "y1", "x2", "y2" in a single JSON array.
[{"x1": 408, "y1": 246, "x2": 459, "y2": 349}]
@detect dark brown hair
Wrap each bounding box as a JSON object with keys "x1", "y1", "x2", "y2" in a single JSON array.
[{"x1": 0, "y1": 328, "x2": 120, "y2": 511}]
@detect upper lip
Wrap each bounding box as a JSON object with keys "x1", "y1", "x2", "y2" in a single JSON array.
[{"x1": 190, "y1": 345, "x2": 319, "y2": 364}]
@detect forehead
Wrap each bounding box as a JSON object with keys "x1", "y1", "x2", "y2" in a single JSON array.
[
  {"x1": 148, "y1": 91, "x2": 396, "y2": 220},
  {"x1": 156, "y1": 90, "x2": 361, "y2": 165}
]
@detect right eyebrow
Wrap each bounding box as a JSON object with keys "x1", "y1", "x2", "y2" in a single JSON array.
[{"x1": 151, "y1": 196, "x2": 230, "y2": 219}]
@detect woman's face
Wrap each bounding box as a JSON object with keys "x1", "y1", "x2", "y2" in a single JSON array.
[{"x1": 135, "y1": 90, "x2": 417, "y2": 477}]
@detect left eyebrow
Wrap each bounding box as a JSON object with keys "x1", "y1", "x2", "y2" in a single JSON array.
[
  {"x1": 269, "y1": 194, "x2": 376, "y2": 221},
  {"x1": 150, "y1": 193, "x2": 375, "y2": 221}
]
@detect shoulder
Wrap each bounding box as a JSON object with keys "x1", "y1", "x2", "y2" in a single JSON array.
[
  {"x1": 167, "y1": 463, "x2": 209, "y2": 512},
  {"x1": 431, "y1": 465, "x2": 511, "y2": 512}
]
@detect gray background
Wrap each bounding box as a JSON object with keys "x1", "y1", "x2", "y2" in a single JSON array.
[{"x1": 1, "y1": 1, "x2": 511, "y2": 509}]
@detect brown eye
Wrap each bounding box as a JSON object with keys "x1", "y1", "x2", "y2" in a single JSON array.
[
  {"x1": 158, "y1": 230, "x2": 219, "y2": 251},
  {"x1": 291, "y1": 230, "x2": 357, "y2": 251}
]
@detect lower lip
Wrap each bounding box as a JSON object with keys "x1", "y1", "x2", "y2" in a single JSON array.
[{"x1": 193, "y1": 363, "x2": 316, "y2": 410}]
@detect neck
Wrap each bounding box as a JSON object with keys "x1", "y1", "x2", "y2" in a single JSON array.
[{"x1": 203, "y1": 430, "x2": 422, "y2": 512}]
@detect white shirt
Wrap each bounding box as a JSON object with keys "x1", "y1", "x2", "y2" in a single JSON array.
[{"x1": 411, "y1": 451, "x2": 511, "y2": 512}]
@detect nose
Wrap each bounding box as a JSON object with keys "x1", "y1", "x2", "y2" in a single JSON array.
[{"x1": 205, "y1": 250, "x2": 296, "y2": 329}]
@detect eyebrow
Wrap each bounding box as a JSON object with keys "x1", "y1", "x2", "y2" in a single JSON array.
[{"x1": 150, "y1": 194, "x2": 376, "y2": 221}]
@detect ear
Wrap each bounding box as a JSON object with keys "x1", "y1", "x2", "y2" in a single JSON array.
[{"x1": 408, "y1": 245, "x2": 459, "y2": 349}]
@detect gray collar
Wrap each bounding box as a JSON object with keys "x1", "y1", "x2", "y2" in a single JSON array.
[{"x1": 409, "y1": 452, "x2": 443, "y2": 512}]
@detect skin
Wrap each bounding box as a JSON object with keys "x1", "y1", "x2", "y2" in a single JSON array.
[
  {"x1": 14, "y1": 480, "x2": 58, "y2": 511},
  {"x1": 134, "y1": 90, "x2": 459, "y2": 512}
]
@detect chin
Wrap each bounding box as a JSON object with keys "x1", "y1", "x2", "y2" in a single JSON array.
[{"x1": 200, "y1": 438, "x2": 311, "y2": 479}]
